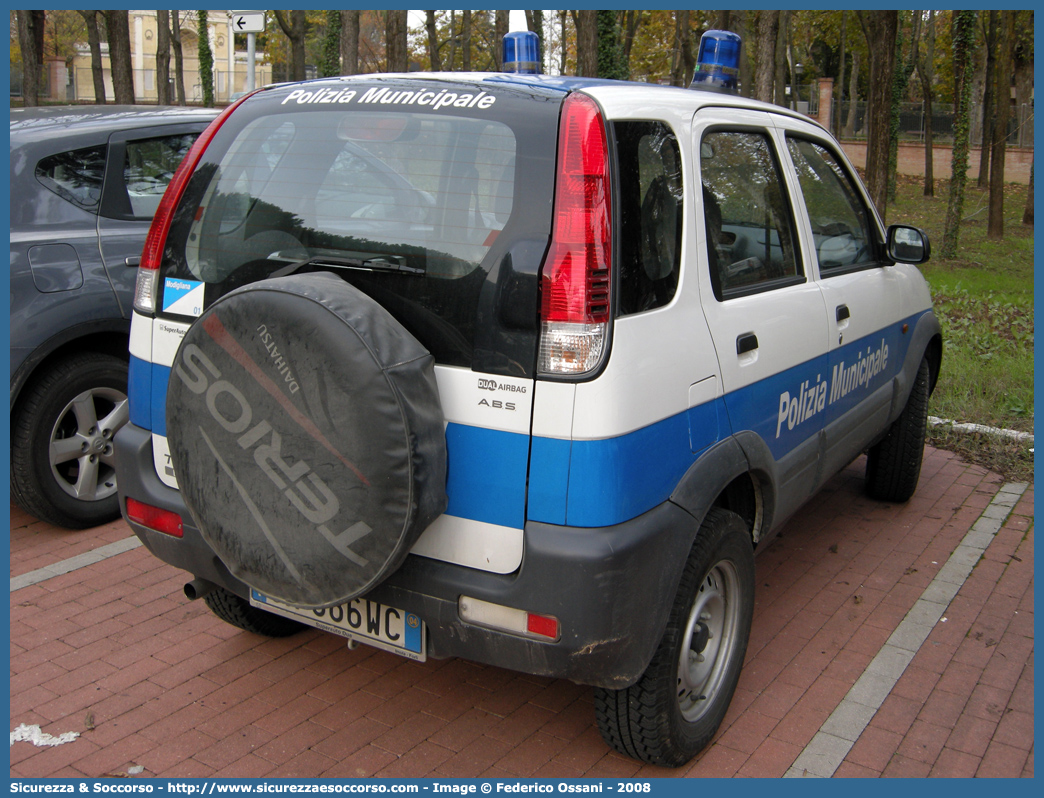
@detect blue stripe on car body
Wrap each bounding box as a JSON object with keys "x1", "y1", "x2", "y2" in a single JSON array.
[{"x1": 127, "y1": 313, "x2": 928, "y2": 533}]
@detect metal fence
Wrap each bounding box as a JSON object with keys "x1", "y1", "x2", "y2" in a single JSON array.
[
  {"x1": 828, "y1": 100, "x2": 1034, "y2": 148},
  {"x1": 11, "y1": 64, "x2": 271, "y2": 106}
]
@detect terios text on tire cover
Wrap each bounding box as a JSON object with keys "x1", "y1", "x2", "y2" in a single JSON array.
[{"x1": 116, "y1": 31, "x2": 940, "y2": 767}]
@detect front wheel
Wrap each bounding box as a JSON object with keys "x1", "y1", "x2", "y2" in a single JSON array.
[
  {"x1": 865, "y1": 356, "x2": 930, "y2": 503},
  {"x1": 594, "y1": 508, "x2": 755, "y2": 766}
]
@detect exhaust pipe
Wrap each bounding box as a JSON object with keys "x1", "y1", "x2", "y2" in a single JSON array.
[{"x1": 184, "y1": 578, "x2": 217, "y2": 601}]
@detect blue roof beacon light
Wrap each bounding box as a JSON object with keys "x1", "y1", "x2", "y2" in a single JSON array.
[
  {"x1": 690, "y1": 30, "x2": 742, "y2": 94},
  {"x1": 503, "y1": 31, "x2": 541, "y2": 74}
]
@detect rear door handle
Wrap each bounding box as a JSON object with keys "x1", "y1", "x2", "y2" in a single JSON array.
[
  {"x1": 736, "y1": 332, "x2": 759, "y2": 355},
  {"x1": 836, "y1": 304, "x2": 850, "y2": 322}
]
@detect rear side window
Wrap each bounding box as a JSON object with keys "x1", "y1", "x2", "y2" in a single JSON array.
[
  {"x1": 700, "y1": 130, "x2": 802, "y2": 300},
  {"x1": 159, "y1": 83, "x2": 561, "y2": 376},
  {"x1": 615, "y1": 121, "x2": 683, "y2": 316},
  {"x1": 36, "y1": 145, "x2": 106, "y2": 210}
]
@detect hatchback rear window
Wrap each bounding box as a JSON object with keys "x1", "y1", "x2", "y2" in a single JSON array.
[{"x1": 160, "y1": 81, "x2": 562, "y2": 375}]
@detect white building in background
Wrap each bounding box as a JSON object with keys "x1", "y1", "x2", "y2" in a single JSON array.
[{"x1": 67, "y1": 10, "x2": 270, "y2": 105}]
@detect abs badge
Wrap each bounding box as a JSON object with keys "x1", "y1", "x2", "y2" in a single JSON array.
[{"x1": 162, "y1": 277, "x2": 205, "y2": 317}]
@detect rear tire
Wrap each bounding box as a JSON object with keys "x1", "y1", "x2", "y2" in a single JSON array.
[
  {"x1": 10, "y1": 353, "x2": 128, "y2": 529},
  {"x1": 865, "y1": 357, "x2": 930, "y2": 503},
  {"x1": 204, "y1": 586, "x2": 305, "y2": 637},
  {"x1": 594, "y1": 508, "x2": 754, "y2": 766}
]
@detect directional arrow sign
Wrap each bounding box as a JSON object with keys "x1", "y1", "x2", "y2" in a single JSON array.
[{"x1": 230, "y1": 11, "x2": 265, "y2": 34}]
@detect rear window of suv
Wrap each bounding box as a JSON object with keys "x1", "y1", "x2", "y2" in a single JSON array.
[{"x1": 159, "y1": 81, "x2": 562, "y2": 375}]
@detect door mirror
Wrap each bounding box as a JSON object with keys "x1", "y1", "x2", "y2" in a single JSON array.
[{"x1": 886, "y1": 225, "x2": 930, "y2": 265}]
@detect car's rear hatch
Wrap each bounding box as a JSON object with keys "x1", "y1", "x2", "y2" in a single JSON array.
[{"x1": 135, "y1": 77, "x2": 565, "y2": 574}]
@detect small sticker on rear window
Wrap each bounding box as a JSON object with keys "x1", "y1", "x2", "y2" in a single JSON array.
[{"x1": 163, "y1": 277, "x2": 205, "y2": 317}]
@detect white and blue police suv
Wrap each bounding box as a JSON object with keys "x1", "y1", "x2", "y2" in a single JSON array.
[{"x1": 116, "y1": 32, "x2": 940, "y2": 766}]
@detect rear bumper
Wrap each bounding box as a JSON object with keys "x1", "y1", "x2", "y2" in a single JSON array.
[{"x1": 115, "y1": 422, "x2": 696, "y2": 689}]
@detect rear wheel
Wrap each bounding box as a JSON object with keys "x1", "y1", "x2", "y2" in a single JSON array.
[
  {"x1": 11, "y1": 353, "x2": 128, "y2": 529},
  {"x1": 594, "y1": 508, "x2": 754, "y2": 766},
  {"x1": 865, "y1": 357, "x2": 930, "y2": 503},
  {"x1": 204, "y1": 586, "x2": 305, "y2": 637}
]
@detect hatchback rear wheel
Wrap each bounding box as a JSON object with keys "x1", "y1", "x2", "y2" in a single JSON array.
[{"x1": 11, "y1": 353, "x2": 129, "y2": 529}]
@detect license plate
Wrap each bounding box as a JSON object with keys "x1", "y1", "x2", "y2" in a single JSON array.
[{"x1": 249, "y1": 590, "x2": 426, "y2": 662}]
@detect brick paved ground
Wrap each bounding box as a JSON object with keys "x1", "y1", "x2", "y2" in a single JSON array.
[{"x1": 9, "y1": 447, "x2": 1033, "y2": 778}]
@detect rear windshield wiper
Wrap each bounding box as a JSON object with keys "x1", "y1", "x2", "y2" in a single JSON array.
[{"x1": 270, "y1": 253, "x2": 424, "y2": 278}]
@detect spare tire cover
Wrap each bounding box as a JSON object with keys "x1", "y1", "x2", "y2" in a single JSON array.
[{"x1": 166, "y1": 272, "x2": 447, "y2": 608}]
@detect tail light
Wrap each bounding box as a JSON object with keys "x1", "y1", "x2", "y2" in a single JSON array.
[
  {"x1": 538, "y1": 93, "x2": 612, "y2": 376},
  {"x1": 458, "y1": 596, "x2": 560, "y2": 642},
  {"x1": 133, "y1": 93, "x2": 255, "y2": 314},
  {"x1": 126, "y1": 498, "x2": 183, "y2": 538}
]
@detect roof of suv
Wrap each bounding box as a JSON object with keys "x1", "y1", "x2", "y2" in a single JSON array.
[{"x1": 252, "y1": 72, "x2": 815, "y2": 125}]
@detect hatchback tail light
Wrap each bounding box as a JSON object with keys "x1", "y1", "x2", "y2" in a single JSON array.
[
  {"x1": 538, "y1": 93, "x2": 612, "y2": 376},
  {"x1": 134, "y1": 94, "x2": 254, "y2": 314}
]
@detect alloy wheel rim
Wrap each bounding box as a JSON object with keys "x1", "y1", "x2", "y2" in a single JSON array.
[{"x1": 48, "y1": 387, "x2": 129, "y2": 502}]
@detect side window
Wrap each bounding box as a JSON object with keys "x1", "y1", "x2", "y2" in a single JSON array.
[
  {"x1": 700, "y1": 130, "x2": 802, "y2": 300},
  {"x1": 123, "y1": 133, "x2": 199, "y2": 218},
  {"x1": 35, "y1": 145, "x2": 107, "y2": 211},
  {"x1": 786, "y1": 136, "x2": 876, "y2": 274},
  {"x1": 614, "y1": 121, "x2": 683, "y2": 316}
]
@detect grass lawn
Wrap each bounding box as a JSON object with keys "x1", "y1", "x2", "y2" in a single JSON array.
[{"x1": 887, "y1": 174, "x2": 1034, "y2": 481}]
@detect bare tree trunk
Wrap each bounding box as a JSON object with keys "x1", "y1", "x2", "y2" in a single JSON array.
[
  {"x1": 836, "y1": 11, "x2": 846, "y2": 137},
  {"x1": 1023, "y1": 162, "x2": 1033, "y2": 226},
  {"x1": 425, "y1": 11, "x2": 441, "y2": 71},
  {"x1": 888, "y1": 12, "x2": 920, "y2": 203},
  {"x1": 621, "y1": 11, "x2": 640, "y2": 72},
  {"x1": 274, "y1": 10, "x2": 308, "y2": 81},
  {"x1": 858, "y1": 10, "x2": 898, "y2": 219},
  {"x1": 942, "y1": 11, "x2": 976, "y2": 258},
  {"x1": 341, "y1": 10, "x2": 360, "y2": 75},
  {"x1": 386, "y1": 10, "x2": 408, "y2": 73},
  {"x1": 1013, "y1": 11, "x2": 1033, "y2": 147},
  {"x1": 16, "y1": 11, "x2": 44, "y2": 106},
  {"x1": 462, "y1": 11, "x2": 472, "y2": 72},
  {"x1": 558, "y1": 10, "x2": 568, "y2": 74},
  {"x1": 753, "y1": 11, "x2": 780, "y2": 104},
  {"x1": 844, "y1": 50, "x2": 860, "y2": 137},
  {"x1": 735, "y1": 12, "x2": 753, "y2": 99},
  {"x1": 977, "y1": 12, "x2": 996, "y2": 189},
  {"x1": 575, "y1": 10, "x2": 598, "y2": 78},
  {"x1": 987, "y1": 10, "x2": 1014, "y2": 239},
  {"x1": 918, "y1": 11, "x2": 936, "y2": 196},
  {"x1": 525, "y1": 10, "x2": 545, "y2": 58},
  {"x1": 670, "y1": 11, "x2": 691, "y2": 87},
  {"x1": 494, "y1": 10, "x2": 509, "y2": 71},
  {"x1": 775, "y1": 11, "x2": 789, "y2": 108},
  {"x1": 78, "y1": 10, "x2": 107, "y2": 105},
  {"x1": 156, "y1": 10, "x2": 171, "y2": 105},
  {"x1": 104, "y1": 10, "x2": 135, "y2": 104},
  {"x1": 970, "y1": 42, "x2": 986, "y2": 148},
  {"x1": 172, "y1": 11, "x2": 186, "y2": 105},
  {"x1": 448, "y1": 11, "x2": 457, "y2": 71}
]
